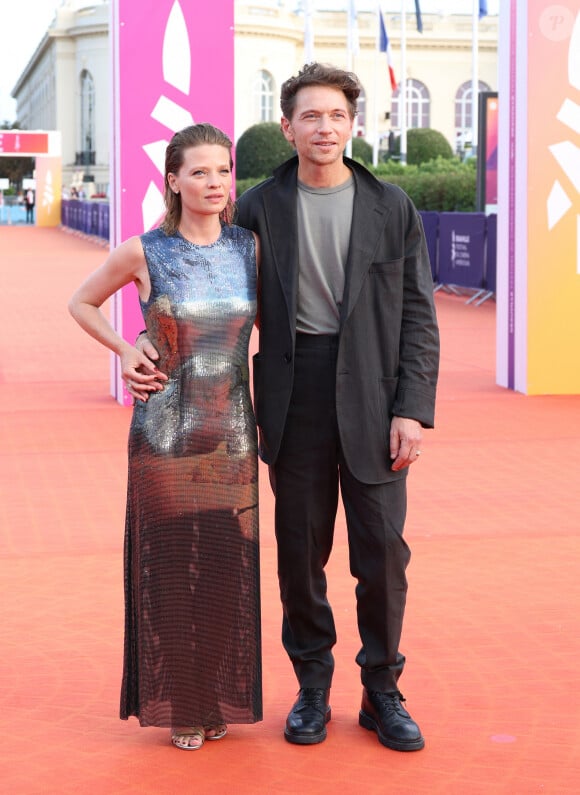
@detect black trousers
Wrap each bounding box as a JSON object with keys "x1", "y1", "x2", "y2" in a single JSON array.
[{"x1": 270, "y1": 333, "x2": 411, "y2": 693}]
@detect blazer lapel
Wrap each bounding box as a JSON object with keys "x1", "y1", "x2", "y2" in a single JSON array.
[
  {"x1": 262, "y1": 160, "x2": 300, "y2": 329},
  {"x1": 341, "y1": 170, "x2": 391, "y2": 327}
]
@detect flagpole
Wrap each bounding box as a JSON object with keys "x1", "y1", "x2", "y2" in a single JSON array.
[
  {"x1": 471, "y1": 0, "x2": 479, "y2": 158},
  {"x1": 304, "y1": 0, "x2": 314, "y2": 64},
  {"x1": 346, "y1": 0, "x2": 359, "y2": 157},
  {"x1": 372, "y1": 4, "x2": 381, "y2": 167},
  {"x1": 400, "y1": 0, "x2": 407, "y2": 165}
]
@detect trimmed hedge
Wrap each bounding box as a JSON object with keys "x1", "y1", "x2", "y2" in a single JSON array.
[
  {"x1": 391, "y1": 128, "x2": 454, "y2": 165},
  {"x1": 373, "y1": 157, "x2": 476, "y2": 212},
  {"x1": 237, "y1": 157, "x2": 476, "y2": 212},
  {"x1": 236, "y1": 176, "x2": 269, "y2": 196},
  {"x1": 235, "y1": 122, "x2": 294, "y2": 180},
  {"x1": 352, "y1": 136, "x2": 373, "y2": 164}
]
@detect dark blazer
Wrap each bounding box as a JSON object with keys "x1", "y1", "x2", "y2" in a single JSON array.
[{"x1": 236, "y1": 156, "x2": 440, "y2": 484}]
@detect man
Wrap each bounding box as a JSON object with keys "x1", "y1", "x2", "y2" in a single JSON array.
[
  {"x1": 132, "y1": 63, "x2": 439, "y2": 751},
  {"x1": 25, "y1": 188, "x2": 35, "y2": 224}
]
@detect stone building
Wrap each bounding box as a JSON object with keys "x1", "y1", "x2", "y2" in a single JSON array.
[
  {"x1": 12, "y1": 0, "x2": 109, "y2": 192},
  {"x1": 11, "y1": 1, "x2": 497, "y2": 193},
  {"x1": 235, "y1": 3, "x2": 498, "y2": 153}
]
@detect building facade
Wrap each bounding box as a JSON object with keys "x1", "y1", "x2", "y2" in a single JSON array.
[
  {"x1": 12, "y1": 0, "x2": 109, "y2": 191},
  {"x1": 235, "y1": 3, "x2": 498, "y2": 155},
  {"x1": 12, "y1": 1, "x2": 497, "y2": 192}
]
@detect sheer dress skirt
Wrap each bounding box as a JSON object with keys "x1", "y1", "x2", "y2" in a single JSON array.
[{"x1": 120, "y1": 374, "x2": 262, "y2": 728}]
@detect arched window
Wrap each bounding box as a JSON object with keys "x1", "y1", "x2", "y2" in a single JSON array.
[
  {"x1": 390, "y1": 79, "x2": 430, "y2": 130},
  {"x1": 355, "y1": 86, "x2": 366, "y2": 136},
  {"x1": 80, "y1": 70, "x2": 95, "y2": 163},
  {"x1": 455, "y1": 80, "x2": 492, "y2": 147},
  {"x1": 253, "y1": 70, "x2": 275, "y2": 123}
]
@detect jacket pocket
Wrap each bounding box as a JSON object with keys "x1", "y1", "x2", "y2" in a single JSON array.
[{"x1": 369, "y1": 257, "x2": 404, "y2": 274}]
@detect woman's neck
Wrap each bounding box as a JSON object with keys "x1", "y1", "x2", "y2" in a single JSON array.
[{"x1": 178, "y1": 214, "x2": 222, "y2": 246}]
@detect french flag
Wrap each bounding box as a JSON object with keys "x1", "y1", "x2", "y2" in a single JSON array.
[{"x1": 379, "y1": 10, "x2": 397, "y2": 92}]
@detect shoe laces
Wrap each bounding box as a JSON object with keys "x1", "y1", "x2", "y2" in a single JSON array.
[
  {"x1": 300, "y1": 688, "x2": 327, "y2": 708},
  {"x1": 370, "y1": 691, "x2": 406, "y2": 712}
]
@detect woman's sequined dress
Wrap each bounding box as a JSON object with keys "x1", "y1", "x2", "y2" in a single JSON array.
[{"x1": 120, "y1": 225, "x2": 262, "y2": 727}]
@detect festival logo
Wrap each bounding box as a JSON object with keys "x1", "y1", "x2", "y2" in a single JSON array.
[{"x1": 546, "y1": 10, "x2": 580, "y2": 274}]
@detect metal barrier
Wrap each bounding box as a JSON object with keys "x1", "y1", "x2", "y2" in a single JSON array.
[
  {"x1": 60, "y1": 204, "x2": 496, "y2": 304},
  {"x1": 61, "y1": 199, "x2": 109, "y2": 241},
  {"x1": 419, "y1": 211, "x2": 497, "y2": 304},
  {"x1": 0, "y1": 196, "x2": 27, "y2": 225}
]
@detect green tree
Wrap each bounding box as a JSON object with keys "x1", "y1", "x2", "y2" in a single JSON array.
[{"x1": 235, "y1": 123, "x2": 294, "y2": 180}]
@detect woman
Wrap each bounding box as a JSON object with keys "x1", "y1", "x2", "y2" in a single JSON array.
[{"x1": 69, "y1": 124, "x2": 262, "y2": 750}]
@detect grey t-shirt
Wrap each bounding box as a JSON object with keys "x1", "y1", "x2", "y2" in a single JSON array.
[{"x1": 296, "y1": 175, "x2": 354, "y2": 334}]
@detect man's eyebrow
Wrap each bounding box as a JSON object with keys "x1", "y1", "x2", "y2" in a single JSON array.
[{"x1": 298, "y1": 108, "x2": 348, "y2": 115}]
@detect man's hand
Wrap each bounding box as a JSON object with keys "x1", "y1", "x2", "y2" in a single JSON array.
[
  {"x1": 389, "y1": 416, "x2": 423, "y2": 471},
  {"x1": 122, "y1": 334, "x2": 167, "y2": 402}
]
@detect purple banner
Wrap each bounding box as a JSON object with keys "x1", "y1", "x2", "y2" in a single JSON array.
[
  {"x1": 485, "y1": 213, "x2": 497, "y2": 294},
  {"x1": 437, "y1": 213, "x2": 486, "y2": 289},
  {"x1": 507, "y1": 0, "x2": 517, "y2": 389}
]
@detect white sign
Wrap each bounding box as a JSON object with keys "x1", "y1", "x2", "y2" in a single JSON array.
[{"x1": 0, "y1": 178, "x2": 9, "y2": 190}]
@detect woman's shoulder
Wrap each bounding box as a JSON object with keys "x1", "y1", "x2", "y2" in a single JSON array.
[
  {"x1": 139, "y1": 226, "x2": 180, "y2": 256},
  {"x1": 224, "y1": 223, "x2": 254, "y2": 243},
  {"x1": 116, "y1": 234, "x2": 146, "y2": 257},
  {"x1": 140, "y1": 226, "x2": 169, "y2": 244}
]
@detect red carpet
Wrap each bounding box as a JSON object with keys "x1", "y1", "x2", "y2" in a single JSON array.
[{"x1": 1, "y1": 226, "x2": 579, "y2": 794}]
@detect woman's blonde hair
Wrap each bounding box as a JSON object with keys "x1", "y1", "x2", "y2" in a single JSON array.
[{"x1": 161, "y1": 123, "x2": 235, "y2": 235}]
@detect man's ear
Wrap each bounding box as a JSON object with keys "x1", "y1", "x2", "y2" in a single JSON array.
[{"x1": 280, "y1": 116, "x2": 294, "y2": 144}]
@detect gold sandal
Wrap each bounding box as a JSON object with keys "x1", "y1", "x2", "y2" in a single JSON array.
[
  {"x1": 204, "y1": 723, "x2": 227, "y2": 740},
  {"x1": 171, "y1": 726, "x2": 205, "y2": 751}
]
